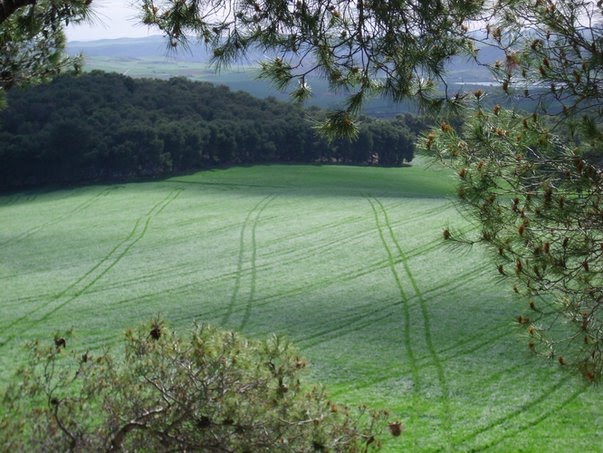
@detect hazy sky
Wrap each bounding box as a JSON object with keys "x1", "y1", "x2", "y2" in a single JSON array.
[{"x1": 65, "y1": 0, "x2": 157, "y2": 41}]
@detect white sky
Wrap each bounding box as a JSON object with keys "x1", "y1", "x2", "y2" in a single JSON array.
[{"x1": 65, "y1": 0, "x2": 156, "y2": 41}]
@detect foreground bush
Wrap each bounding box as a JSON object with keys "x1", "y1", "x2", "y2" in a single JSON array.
[{"x1": 1, "y1": 320, "x2": 394, "y2": 451}]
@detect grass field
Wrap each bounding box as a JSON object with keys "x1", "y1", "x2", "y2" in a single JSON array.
[{"x1": 1, "y1": 159, "x2": 601, "y2": 451}]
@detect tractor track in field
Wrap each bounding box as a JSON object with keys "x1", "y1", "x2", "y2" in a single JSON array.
[
  {"x1": 454, "y1": 373, "x2": 574, "y2": 449},
  {"x1": 0, "y1": 190, "x2": 182, "y2": 346},
  {"x1": 472, "y1": 383, "x2": 587, "y2": 451},
  {"x1": 296, "y1": 295, "x2": 509, "y2": 357},
  {"x1": 373, "y1": 197, "x2": 451, "y2": 428},
  {"x1": 298, "y1": 299, "x2": 403, "y2": 349},
  {"x1": 1, "y1": 199, "x2": 454, "y2": 309},
  {"x1": 2, "y1": 211, "x2": 363, "y2": 299},
  {"x1": 0, "y1": 187, "x2": 116, "y2": 248},
  {"x1": 220, "y1": 195, "x2": 276, "y2": 329},
  {"x1": 291, "y1": 259, "x2": 495, "y2": 353},
  {"x1": 91, "y1": 215, "x2": 372, "y2": 298},
  {"x1": 367, "y1": 196, "x2": 421, "y2": 394},
  {"x1": 101, "y1": 230, "x2": 487, "y2": 334},
  {"x1": 4, "y1": 190, "x2": 481, "y2": 349},
  {"x1": 63, "y1": 220, "x2": 488, "y2": 355},
  {"x1": 105, "y1": 259, "x2": 508, "y2": 371},
  {"x1": 252, "y1": 200, "x2": 450, "y2": 274},
  {"x1": 81, "y1": 200, "x2": 448, "y2": 297},
  {"x1": 244, "y1": 230, "x2": 462, "y2": 313},
  {"x1": 330, "y1": 322, "x2": 515, "y2": 400},
  {"x1": 87, "y1": 208, "x2": 457, "y2": 315},
  {"x1": 239, "y1": 196, "x2": 275, "y2": 330}
]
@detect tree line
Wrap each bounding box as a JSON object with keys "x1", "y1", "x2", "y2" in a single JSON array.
[{"x1": 0, "y1": 71, "x2": 423, "y2": 190}]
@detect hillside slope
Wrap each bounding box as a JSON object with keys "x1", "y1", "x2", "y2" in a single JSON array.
[{"x1": 1, "y1": 162, "x2": 600, "y2": 450}]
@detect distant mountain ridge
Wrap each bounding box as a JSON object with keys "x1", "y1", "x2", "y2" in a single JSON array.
[
  {"x1": 66, "y1": 36, "x2": 501, "y2": 116},
  {"x1": 67, "y1": 35, "x2": 500, "y2": 81},
  {"x1": 68, "y1": 36, "x2": 264, "y2": 62}
]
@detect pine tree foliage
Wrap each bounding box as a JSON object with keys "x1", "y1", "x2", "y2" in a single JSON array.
[
  {"x1": 0, "y1": 0, "x2": 92, "y2": 103},
  {"x1": 421, "y1": 100, "x2": 603, "y2": 380},
  {"x1": 140, "y1": 0, "x2": 484, "y2": 138},
  {"x1": 420, "y1": 0, "x2": 603, "y2": 380},
  {"x1": 486, "y1": 0, "x2": 603, "y2": 127}
]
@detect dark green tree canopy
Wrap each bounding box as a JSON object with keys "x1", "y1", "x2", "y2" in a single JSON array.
[{"x1": 0, "y1": 71, "x2": 419, "y2": 190}]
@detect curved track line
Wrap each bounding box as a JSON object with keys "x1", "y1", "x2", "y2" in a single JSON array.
[
  {"x1": 59, "y1": 201, "x2": 462, "y2": 312},
  {"x1": 454, "y1": 374, "x2": 573, "y2": 448},
  {"x1": 37, "y1": 219, "x2": 153, "y2": 323},
  {"x1": 367, "y1": 197, "x2": 420, "y2": 391},
  {"x1": 107, "y1": 249, "x2": 497, "y2": 352},
  {"x1": 0, "y1": 190, "x2": 182, "y2": 346},
  {"x1": 373, "y1": 196, "x2": 452, "y2": 442},
  {"x1": 476, "y1": 384, "x2": 587, "y2": 451},
  {"x1": 220, "y1": 208, "x2": 255, "y2": 326},
  {"x1": 220, "y1": 195, "x2": 275, "y2": 327},
  {"x1": 329, "y1": 322, "x2": 515, "y2": 399},
  {"x1": 1, "y1": 217, "x2": 144, "y2": 332},
  {"x1": 239, "y1": 196, "x2": 275, "y2": 330},
  {"x1": 300, "y1": 302, "x2": 402, "y2": 350},
  {"x1": 262, "y1": 201, "x2": 448, "y2": 255},
  {"x1": 0, "y1": 187, "x2": 115, "y2": 248},
  {"x1": 196, "y1": 236, "x2": 484, "y2": 328}
]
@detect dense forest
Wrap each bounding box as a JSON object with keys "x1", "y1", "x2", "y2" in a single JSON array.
[{"x1": 0, "y1": 72, "x2": 424, "y2": 190}]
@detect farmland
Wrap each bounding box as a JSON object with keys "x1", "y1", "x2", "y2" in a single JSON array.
[{"x1": 1, "y1": 160, "x2": 601, "y2": 450}]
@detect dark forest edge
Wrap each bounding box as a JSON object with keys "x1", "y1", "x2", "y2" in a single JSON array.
[{"x1": 0, "y1": 71, "x2": 427, "y2": 191}]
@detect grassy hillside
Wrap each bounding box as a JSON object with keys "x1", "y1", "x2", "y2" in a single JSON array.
[{"x1": 1, "y1": 160, "x2": 600, "y2": 450}]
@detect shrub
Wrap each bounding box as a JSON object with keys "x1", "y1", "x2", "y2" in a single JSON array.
[{"x1": 1, "y1": 319, "x2": 394, "y2": 451}]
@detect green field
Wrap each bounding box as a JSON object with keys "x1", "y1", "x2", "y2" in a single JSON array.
[{"x1": 1, "y1": 160, "x2": 601, "y2": 450}]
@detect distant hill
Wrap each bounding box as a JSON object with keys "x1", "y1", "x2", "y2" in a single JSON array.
[
  {"x1": 0, "y1": 72, "x2": 420, "y2": 189},
  {"x1": 66, "y1": 36, "x2": 500, "y2": 116},
  {"x1": 69, "y1": 36, "x2": 213, "y2": 61}
]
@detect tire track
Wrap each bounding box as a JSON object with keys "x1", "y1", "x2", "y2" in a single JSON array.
[
  {"x1": 373, "y1": 196, "x2": 452, "y2": 443},
  {"x1": 220, "y1": 195, "x2": 276, "y2": 328},
  {"x1": 474, "y1": 384, "x2": 587, "y2": 451},
  {"x1": 239, "y1": 196, "x2": 275, "y2": 330},
  {"x1": 0, "y1": 187, "x2": 116, "y2": 248},
  {"x1": 197, "y1": 236, "x2": 483, "y2": 327},
  {"x1": 59, "y1": 196, "x2": 482, "y2": 338},
  {"x1": 106, "y1": 260, "x2": 510, "y2": 376},
  {"x1": 298, "y1": 299, "x2": 403, "y2": 349},
  {"x1": 288, "y1": 255, "x2": 484, "y2": 349},
  {"x1": 104, "y1": 234, "x2": 491, "y2": 343},
  {"x1": 258, "y1": 200, "x2": 449, "y2": 268},
  {"x1": 41, "y1": 200, "x2": 457, "y2": 309},
  {"x1": 329, "y1": 323, "x2": 515, "y2": 400},
  {"x1": 454, "y1": 374, "x2": 574, "y2": 448},
  {"x1": 367, "y1": 197, "x2": 420, "y2": 391},
  {"x1": 0, "y1": 189, "x2": 182, "y2": 346}
]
